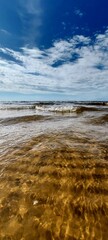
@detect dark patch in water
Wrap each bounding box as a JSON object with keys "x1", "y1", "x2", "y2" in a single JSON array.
[
  {"x1": 76, "y1": 106, "x2": 99, "y2": 113},
  {"x1": 0, "y1": 115, "x2": 51, "y2": 125},
  {"x1": 90, "y1": 114, "x2": 108, "y2": 125}
]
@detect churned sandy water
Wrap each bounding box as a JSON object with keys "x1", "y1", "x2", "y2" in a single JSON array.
[{"x1": 0, "y1": 101, "x2": 108, "y2": 240}]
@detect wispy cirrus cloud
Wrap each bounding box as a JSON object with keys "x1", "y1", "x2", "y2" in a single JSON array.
[
  {"x1": 0, "y1": 30, "x2": 108, "y2": 100},
  {"x1": 18, "y1": 0, "x2": 43, "y2": 46},
  {"x1": 0, "y1": 29, "x2": 11, "y2": 36}
]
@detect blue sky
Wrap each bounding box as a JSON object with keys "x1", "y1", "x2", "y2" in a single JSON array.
[{"x1": 0, "y1": 0, "x2": 108, "y2": 101}]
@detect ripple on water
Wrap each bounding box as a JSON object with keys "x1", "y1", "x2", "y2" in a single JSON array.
[{"x1": 0, "y1": 132, "x2": 108, "y2": 240}]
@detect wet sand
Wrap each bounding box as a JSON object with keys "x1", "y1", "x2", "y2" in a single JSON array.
[{"x1": 0, "y1": 131, "x2": 108, "y2": 240}]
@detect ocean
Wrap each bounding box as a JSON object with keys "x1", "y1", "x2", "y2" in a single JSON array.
[{"x1": 0, "y1": 101, "x2": 108, "y2": 239}]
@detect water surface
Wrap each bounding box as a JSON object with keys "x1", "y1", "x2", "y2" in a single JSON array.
[{"x1": 0, "y1": 101, "x2": 108, "y2": 240}]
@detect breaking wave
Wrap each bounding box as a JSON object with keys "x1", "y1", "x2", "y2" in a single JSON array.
[
  {"x1": 0, "y1": 101, "x2": 108, "y2": 113},
  {"x1": 35, "y1": 105, "x2": 106, "y2": 113}
]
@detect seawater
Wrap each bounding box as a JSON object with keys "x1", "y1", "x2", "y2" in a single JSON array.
[{"x1": 0, "y1": 101, "x2": 108, "y2": 240}]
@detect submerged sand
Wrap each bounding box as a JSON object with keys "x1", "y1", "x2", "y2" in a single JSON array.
[{"x1": 0, "y1": 131, "x2": 108, "y2": 240}]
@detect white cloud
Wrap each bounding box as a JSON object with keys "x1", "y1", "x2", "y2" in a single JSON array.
[
  {"x1": 74, "y1": 9, "x2": 84, "y2": 17},
  {"x1": 0, "y1": 30, "x2": 108, "y2": 99}
]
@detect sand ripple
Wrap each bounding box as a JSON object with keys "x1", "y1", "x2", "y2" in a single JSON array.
[{"x1": 0, "y1": 133, "x2": 108, "y2": 240}]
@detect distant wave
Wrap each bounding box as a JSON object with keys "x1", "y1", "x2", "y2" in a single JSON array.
[
  {"x1": 0, "y1": 105, "x2": 36, "y2": 110},
  {"x1": 37, "y1": 101, "x2": 108, "y2": 106}
]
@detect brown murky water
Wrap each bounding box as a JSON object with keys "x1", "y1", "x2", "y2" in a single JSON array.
[{"x1": 0, "y1": 101, "x2": 108, "y2": 239}]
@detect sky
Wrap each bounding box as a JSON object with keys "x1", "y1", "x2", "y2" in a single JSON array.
[{"x1": 0, "y1": 0, "x2": 108, "y2": 101}]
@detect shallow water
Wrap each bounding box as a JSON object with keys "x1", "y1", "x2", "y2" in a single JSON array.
[{"x1": 0, "y1": 101, "x2": 108, "y2": 240}]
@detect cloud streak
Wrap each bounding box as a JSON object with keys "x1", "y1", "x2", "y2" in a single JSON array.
[
  {"x1": 18, "y1": 0, "x2": 43, "y2": 46},
  {"x1": 0, "y1": 29, "x2": 11, "y2": 36},
  {"x1": 0, "y1": 30, "x2": 108, "y2": 100}
]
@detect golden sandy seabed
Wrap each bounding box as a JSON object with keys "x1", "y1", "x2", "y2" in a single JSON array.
[{"x1": 0, "y1": 132, "x2": 108, "y2": 240}]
